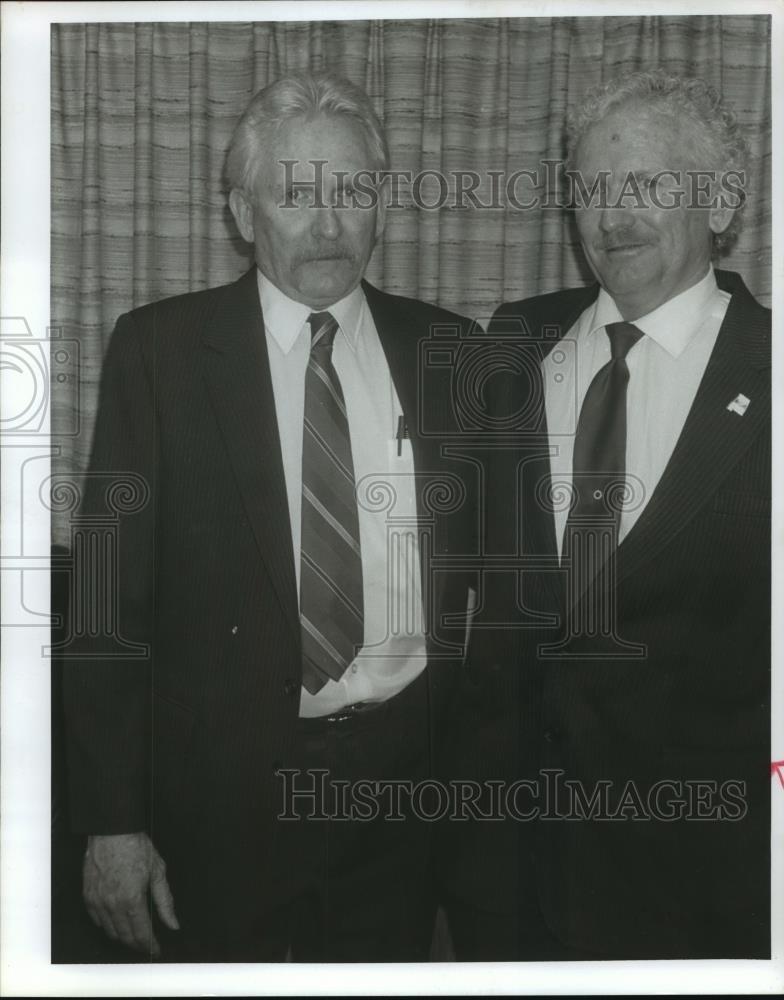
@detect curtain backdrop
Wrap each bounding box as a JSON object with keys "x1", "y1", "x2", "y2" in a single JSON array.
[{"x1": 50, "y1": 15, "x2": 772, "y2": 539}]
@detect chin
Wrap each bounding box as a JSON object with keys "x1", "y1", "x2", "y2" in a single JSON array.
[
  {"x1": 300, "y1": 275, "x2": 360, "y2": 306},
  {"x1": 604, "y1": 261, "x2": 656, "y2": 291},
  {"x1": 304, "y1": 283, "x2": 351, "y2": 305}
]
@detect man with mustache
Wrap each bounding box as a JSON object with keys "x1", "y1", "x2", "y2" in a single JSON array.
[
  {"x1": 63, "y1": 70, "x2": 478, "y2": 962},
  {"x1": 444, "y1": 70, "x2": 770, "y2": 960}
]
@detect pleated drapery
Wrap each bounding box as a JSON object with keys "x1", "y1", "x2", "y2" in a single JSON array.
[{"x1": 51, "y1": 16, "x2": 771, "y2": 541}]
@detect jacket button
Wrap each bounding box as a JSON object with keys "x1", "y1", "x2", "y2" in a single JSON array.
[
  {"x1": 283, "y1": 679, "x2": 299, "y2": 697},
  {"x1": 543, "y1": 728, "x2": 557, "y2": 743}
]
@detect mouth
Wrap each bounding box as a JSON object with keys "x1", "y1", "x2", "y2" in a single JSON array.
[
  {"x1": 300, "y1": 252, "x2": 353, "y2": 265},
  {"x1": 602, "y1": 242, "x2": 652, "y2": 257}
]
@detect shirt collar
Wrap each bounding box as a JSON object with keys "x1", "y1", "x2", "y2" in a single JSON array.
[
  {"x1": 256, "y1": 269, "x2": 365, "y2": 354},
  {"x1": 588, "y1": 266, "x2": 721, "y2": 359}
]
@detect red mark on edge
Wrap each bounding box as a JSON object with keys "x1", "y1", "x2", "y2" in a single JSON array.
[{"x1": 771, "y1": 761, "x2": 784, "y2": 788}]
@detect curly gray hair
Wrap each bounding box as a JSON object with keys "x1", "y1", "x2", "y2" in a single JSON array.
[{"x1": 566, "y1": 69, "x2": 750, "y2": 254}]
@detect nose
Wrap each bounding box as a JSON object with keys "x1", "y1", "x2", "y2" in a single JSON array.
[
  {"x1": 311, "y1": 205, "x2": 341, "y2": 241},
  {"x1": 598, "y1": 202, "x2": 634, "y2": 234}
]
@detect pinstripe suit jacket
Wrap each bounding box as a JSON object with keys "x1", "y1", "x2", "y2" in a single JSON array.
[
  {"x1": 63, "y1": 267, "x2": 479, "y2": 945},
  {"x1": 441, "y1": 268, "x2": 771, "y2": 959}
]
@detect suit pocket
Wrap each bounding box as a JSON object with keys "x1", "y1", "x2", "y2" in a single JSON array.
[
  {"x1": 462, "y1": 585, "x2": 478, "y2": 656},
  {"x1": 712, "y1": 491, "x2": 770, "y2": 517}
]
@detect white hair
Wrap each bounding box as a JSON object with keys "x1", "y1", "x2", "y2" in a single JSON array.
[{"x1": 225, "y1": 70, "x2": 389, "y2": 195}]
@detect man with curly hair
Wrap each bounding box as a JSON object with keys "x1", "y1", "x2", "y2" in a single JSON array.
[{"x1": 444, "y1": 70, "x2": 770, "y2": 961}]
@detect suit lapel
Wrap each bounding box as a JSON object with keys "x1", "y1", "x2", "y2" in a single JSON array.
[
  {"x1": 361, "y1": 281, "x2": 457, "y2": 650},
  {"x1": 361, "y1": 280, "x2": 449, "y2": 477},
  {"x1": 615, "y1": 276, "x2": 770, "y2": 586},
  {"x1": 512, "y1": 286, "x2": 599, "y2": 611},
  {"x1": 200, "y1": 268, "x2": 300, "y2": 638},
  {"x1": 361, "y1": 280, "x2": 448, "y2": 454},
  {"x1": 516, "y1": 275, "x2": 770, "y2": 597}
]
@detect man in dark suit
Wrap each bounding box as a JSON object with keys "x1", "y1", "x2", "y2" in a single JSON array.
[
  {"x1": 443, "y1": 70, "x2": 770, "y2": 960},
  {"x1": 63, "y1": 70, "x2": 478, "y2": 963}
]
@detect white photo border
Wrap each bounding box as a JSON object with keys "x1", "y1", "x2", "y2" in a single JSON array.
[{"x1": 1, "y1": 1, "x2": 782, "y2": 995}]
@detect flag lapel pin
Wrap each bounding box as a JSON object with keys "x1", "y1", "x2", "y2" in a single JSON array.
[{"x1": 726, "y1": 393, "x2": 750, "y2": 416}]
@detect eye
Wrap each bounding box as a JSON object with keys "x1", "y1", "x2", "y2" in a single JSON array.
[
  {"x1": 633, "y1": 173, "x2": 656, "y2": 191},
  {"x1": 337, "y1": 182, "x2": 356, "y2": 206},
  {"x1": 285, "y1": 186, "x2": 312, "y2": 206}
]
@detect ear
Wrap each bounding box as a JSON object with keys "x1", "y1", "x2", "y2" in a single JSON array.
[
  {"x1": 229, "y1": 188, "x2": 256, "y2": 244},
  {"x1": 708, "y1": 181, "x2": 738, "y2": 233},
  {"x1": 374, "y1": 172, "x2": 389, "y2": 241},
  {"x1": 708, "y1": 202, "x2": 735, "y2": 237}
]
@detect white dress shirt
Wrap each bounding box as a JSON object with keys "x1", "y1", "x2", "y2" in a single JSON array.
[
  {"x1": 543, "y1": 267, "x2": 730, "y2": 558},
  {"x1": 257, "y1": 270, "x2": 427, "y2": 717}
]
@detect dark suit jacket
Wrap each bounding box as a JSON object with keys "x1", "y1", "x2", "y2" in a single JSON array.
[
  {"x1": 62, "y1": 267, "x2": 479, "y2": 948},
  {"x1": 442, "y1": 268, "x2": 770, "y2": 959}
]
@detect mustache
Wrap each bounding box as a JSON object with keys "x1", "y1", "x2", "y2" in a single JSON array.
[
  {"x1": 294, "y1": 246, "x2": 357, "y2": 266},
  {"x1": 595, "y1": 230, "x2": 655, "y2": 252}
]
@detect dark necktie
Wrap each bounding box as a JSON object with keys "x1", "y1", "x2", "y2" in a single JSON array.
[
  {"x1": 300, "y1": 311, "x2": 364, "y2": 695},
  {"x1": 562, "y1": 321, "x2": 644, "y2": 575}
]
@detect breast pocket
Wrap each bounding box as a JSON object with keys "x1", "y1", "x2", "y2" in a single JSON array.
[
  {"x1": 387, "y1": 436, "x2": 415, "y2": 468},
  {"x1": 379, "y1": 438, "x2": 418, "y2": 517}
]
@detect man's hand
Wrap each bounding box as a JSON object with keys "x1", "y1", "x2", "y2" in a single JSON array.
[{"x1": 83, "y1": 832, "x2": 180, "y2": 957}]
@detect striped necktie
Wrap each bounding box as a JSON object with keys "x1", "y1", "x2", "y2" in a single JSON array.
[{"x1": 299, "y1": 311, "x2": 364, "y2": 695}]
